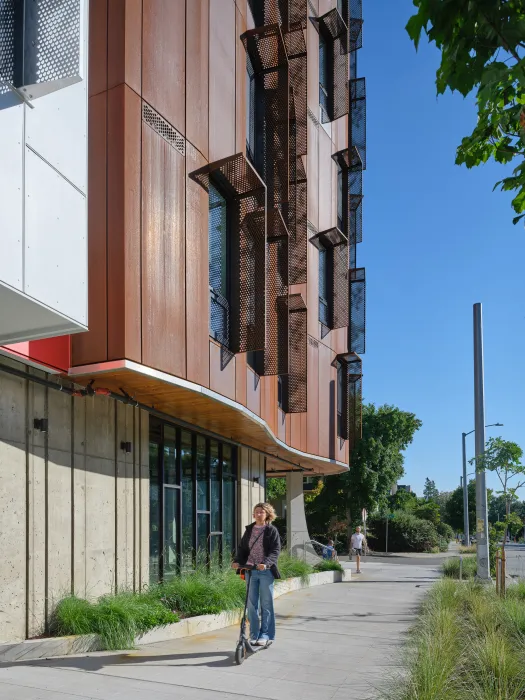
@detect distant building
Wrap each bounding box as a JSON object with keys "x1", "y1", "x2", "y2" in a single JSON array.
[{"x1": 397, "y1": 485, "x2": 412, "y2": 493}]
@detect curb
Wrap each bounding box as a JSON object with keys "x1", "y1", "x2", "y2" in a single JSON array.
[{"x1": 0, "y1": 569, "x2": 351, "y2": 663}]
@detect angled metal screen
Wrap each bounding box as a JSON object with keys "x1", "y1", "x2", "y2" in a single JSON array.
[
  {"x1": 309, "y1": 227, "x2": 348, "y2": 331},
  {"x1": 350, "y1": 77, "x2": 366, "y2": 170},
  {"x1": 283, "y1": 294, "x2": 307, "y2": 413},
  {"x1": 349, "y1": 0, "x2": 363, "y2": 50},
  {"x1": 333, "y1": 352, "x2": 362, "y2": 448},
  {"x1": 349, "y1": 267, "x2": 365, "y2": 355},
  {"x1": 285, "y1": 24, "x2": 307, "y2": 156},
  {"x1": 190, "y1": 153, "x2": 266, "y2": 355},
  {"x1": 349, "y1": 166, "x2": 363, "y2": 245},
  {"x1": 316, "y1": 8, "x2": 349, "y2": 124},
  {"x1": 242, "y1": 24, "x2": 290, "y2": 376}
]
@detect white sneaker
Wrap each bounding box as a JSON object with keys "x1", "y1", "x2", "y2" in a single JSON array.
[
  {"x1": 249, "y1": 639, "x2": 258, "y2": 645},
  {"x1": 256, "y1": 638, "x2": 269, "y2": 646}
]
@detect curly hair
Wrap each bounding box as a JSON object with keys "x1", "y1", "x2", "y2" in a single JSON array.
[{"x1": 253, "y1": 502, "x2": 277, "y2": 523}]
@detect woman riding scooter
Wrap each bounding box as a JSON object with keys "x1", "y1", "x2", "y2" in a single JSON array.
[{"x1": 232, "y1": 503, "x2": 281, "y2": 646}]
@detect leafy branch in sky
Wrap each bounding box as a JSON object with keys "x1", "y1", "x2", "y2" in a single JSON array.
[{"x1": 406, "y1": 0, "x2": 525, "y2": 224}]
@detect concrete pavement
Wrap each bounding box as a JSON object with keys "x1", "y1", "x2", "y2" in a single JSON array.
[{"x1": 0, "y1": 560, "x2": 440, "y2": 700}]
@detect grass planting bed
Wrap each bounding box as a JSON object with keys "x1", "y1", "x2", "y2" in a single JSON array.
[
  {"x1": 51, "y1": 553, "x2": 322, "y2": 650},
  {"x1": 386, "y1": 579, "x2": 525, "y2": 700}
]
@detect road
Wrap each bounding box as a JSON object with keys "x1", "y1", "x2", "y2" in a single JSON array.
[
  {"x1": 0, "y1": 559, "x2": 441, "y2": 700},
  {"x1": 505, "y1": 542, "x2": 525, "y2": 579}
]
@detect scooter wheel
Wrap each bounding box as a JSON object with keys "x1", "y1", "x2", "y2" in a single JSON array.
[{"x1": 234, "y1": 642, "x2": 245, "y2": 666}]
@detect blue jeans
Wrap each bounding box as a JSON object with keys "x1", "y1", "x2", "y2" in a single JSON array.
[{"x1": 247, "y1": 569, "x2": 275, "y2": 641}]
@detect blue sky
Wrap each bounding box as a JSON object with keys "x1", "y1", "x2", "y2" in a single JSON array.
[{"x1": 359, "y1": 0, "x2": 525, "y2": 499}]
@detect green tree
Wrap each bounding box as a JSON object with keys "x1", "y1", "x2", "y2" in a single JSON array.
[
  {"x1": 505, "y1": 511, "x2": 524, "y2": 540},
  {"x1": 471, "y1": 437, "x2": 525, "y2": 546},
  {"x1": 406, "y1": 1, "x2": 525, "y2": 225},
  {"x1": 388, "y1": 489, "x2": 417, "y2": 512},
  {"x1": 444, "y1": 479, "x2": 477, "y2": 533},
  {"x1": 414, "y1": 500, "x2": 441, "y2": 525},
  {"x1": 305, "y1": 403, "x2": 422, "y2": 548},
  {"x1": 423, "y1": 477, "x2": 439, "y2": 501},
  {"x1": 266, "y1": 477, "x2": 286, "y2": 502}
]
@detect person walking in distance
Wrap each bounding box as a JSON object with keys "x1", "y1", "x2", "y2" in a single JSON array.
[
  {"x1": 351, "y1": 526, "x2": 366, "y2": 574},
  {"x1": 232, "y1": 503, "x2": 281, "y2": 646}
]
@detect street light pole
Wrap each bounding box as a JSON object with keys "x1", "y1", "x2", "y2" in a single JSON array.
[
  {"x1": 461, "y1": 428, "x2": 502, "y2": 546},
  {"x1": 473, "y1": 303, "x2": 490, "y2": 580},
  {"x1": 462, "y1": 431, "x2": 469, "y2": 544}
]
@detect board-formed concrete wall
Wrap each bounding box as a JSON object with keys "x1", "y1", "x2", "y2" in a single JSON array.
[
  {"x1": 0, "y1": 358, "x2": 149, "y2": 642},
  {"x1": 238, "y1": 447, "x2": 266, "y2": 533}
]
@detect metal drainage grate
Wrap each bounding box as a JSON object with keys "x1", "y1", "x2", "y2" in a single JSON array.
[{"x1": 142, "y1": 102, "x2": 185, "y2": 156}]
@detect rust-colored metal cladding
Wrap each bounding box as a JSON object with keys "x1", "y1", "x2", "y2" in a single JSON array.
[
  {"x1": 349, "y1": 267, "x2": 366, "y2": 355},
  {"x1": 190, "y1": 153, "x2": 267, "y2": 355},
  {"x1": 186, "y1": 0, "x2": 209, "y2": 158},
  {"x1": 283, "y1": 293, "x2": 307, "y2": 413},
  {"x1": 315, "y1": 7, "x2": 349, "y2": 123},
  {"x1": 141, "y1": 109, "x2": 186, "y2": 378},
  {"x1": 142, "y1": 0, "x2": 185, "y2": 134}
]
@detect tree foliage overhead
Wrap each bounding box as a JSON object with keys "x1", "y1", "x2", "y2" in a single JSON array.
[
  {"x1": 406, "y1": 0, "x2": 525, "y2": 224},
  {"x1": 423, "y1": 477, "x2": 439, "y2": 501},
  {"x1": 305, "y1": 404, "x2": 422, "y2": 539}
]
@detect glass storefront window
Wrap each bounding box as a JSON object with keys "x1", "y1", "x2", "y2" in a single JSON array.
[
  {"x1": 164, "y1": 424, "x2": 177, "y2": 485},
  {"x1": 210, "y1": 441, "x2": 221, "y2": 534},
  {"x1": 149, "y1": 418, "x2": 237, "y2": 582},
  {"x1": 149, "y1": 431, "x2": 161, "y2": 584},
  {"x1": 197, "y1": 512, "x2": 210, "y2": 566},
  {"x1": 181, "y1": 431, "x2": 194, "y2": 570},
  {"x1": 163, "y1": 487, "x2": 180, "y2": 580},
  {"x1": 196, "y1": 435, "x2": 208, "y2": 511}
]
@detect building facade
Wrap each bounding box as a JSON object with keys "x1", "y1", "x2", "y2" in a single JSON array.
[{"x1": 0, "y1": 0, "x2": 366, "y2": 642}]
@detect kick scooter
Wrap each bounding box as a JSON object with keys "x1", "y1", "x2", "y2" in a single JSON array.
[{"x1": 234, "y1": 565, "x2": 273, "y2": 665}]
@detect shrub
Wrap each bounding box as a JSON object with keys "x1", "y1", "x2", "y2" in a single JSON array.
[
  {"x1": 277, "y1": 551, "x2": 313, "y2": 580},
  {"x1": 52, "y1": 594, "x2": 178, "y2": 650},
  {"x1": 155, "y1": 566, "x2": 246, "y2": 617},
  {"x1": 367, "y1": 511, "x2": 441, "y2": 553},
  {"x1": 313, "y1": 559, "x2": 344, "y2": 573},
  {"x1": 436, "y1": 522, "x2": 454, "y2": 542},
  {"x1": 442, "y1": 555, "x2": 477, "y2": 579}
]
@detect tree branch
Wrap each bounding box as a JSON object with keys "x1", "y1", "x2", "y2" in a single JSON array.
[{"x1": 480, "y1": 11, "x2": 522, "y2": 63}]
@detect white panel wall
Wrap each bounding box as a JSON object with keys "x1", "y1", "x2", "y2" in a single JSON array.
[
  {"x1": 0, "y1": 0, "x2": 88, "y2": 345},
  {"x1": 0, "y1": 96, "x2": 24, "y2": 292},
  {"x1": 25, "y1": 148, "x2": 87, "y2": 324}
]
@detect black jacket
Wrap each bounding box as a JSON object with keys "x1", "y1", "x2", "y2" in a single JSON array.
[{"x1": 234, "y1": 523, "x2": 282, "y2": 579}]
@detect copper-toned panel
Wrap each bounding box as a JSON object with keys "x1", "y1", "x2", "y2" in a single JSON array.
[
  {"x1": 246, "y1": 367, "x2": 261, "y2": 416},
  {"x1": 142, "y1": 123, "x2": 186, "y2": 377},
  {"x1": 306, "y1": 15, "x2": 319, "y2": 113},
  {"x1": 317, "y1": 340, "x2": 331, "y2": 458},
  {"x1": 260, "y1": 376, "x2": 278, "y2": 435},
  {"x1": 306, "y1": 335, "x2": 319, "y2": 455},
  {"x1": 318, "y1": 129, "x2": 332, "y2": 230},
  {"x1": 186, "y1": 0, "x2": 209, "y2": 158},
  {"x1": 235, "y1": 353, "x2": 247, "y2": 407},
  {"x1": 290, "y1": 413, "x2": 301, "y2": 451},
  {"x1": 277, "y1": 407, "x2": 286, "y2": 442},
  {"x1": 209, "y1": 0, "x2": 236, "y2": 160},
  {"x1": 185, "y1": 144, "x2": 210, "y2": 387},
  {"x1": 235, "y1": 7, "x2": 247, "y2": 153},
  {"x1": 306, "y1": 230, "x2": 319, "y2": 339},
  {"x1": 89, "y1": 0, "x2": 108, "y2": 98},
  {"x1": 108, "y1": 0, "x2": 142, "y2": 94},
  {"x1": 72, "y1": 93, "x2": 108, "y2": 366},
  {"x1": 235, "y1": 0, "x2": 248, "y2": 20},
  {"x1": 107, "y1": 85, "x2": 142, "y2": 362},
  {"x1": 209, "y1": 340, "x2": 236, "y2": 401},
  {"x1": 307, "y1": 115, "x2": 319, "y2": 228},
  {"x1": 143, "y1": 0, "x2": 185, "y2": 133}
]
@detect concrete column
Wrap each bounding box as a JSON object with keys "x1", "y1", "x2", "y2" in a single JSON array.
[{"x1": 286, "y1": 472, "x2": 310, "y2": 558}]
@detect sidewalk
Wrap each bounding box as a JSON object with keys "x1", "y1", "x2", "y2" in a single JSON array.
[{"x1": 0, "y1": 561, "x2": 441, "y2": 700}]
